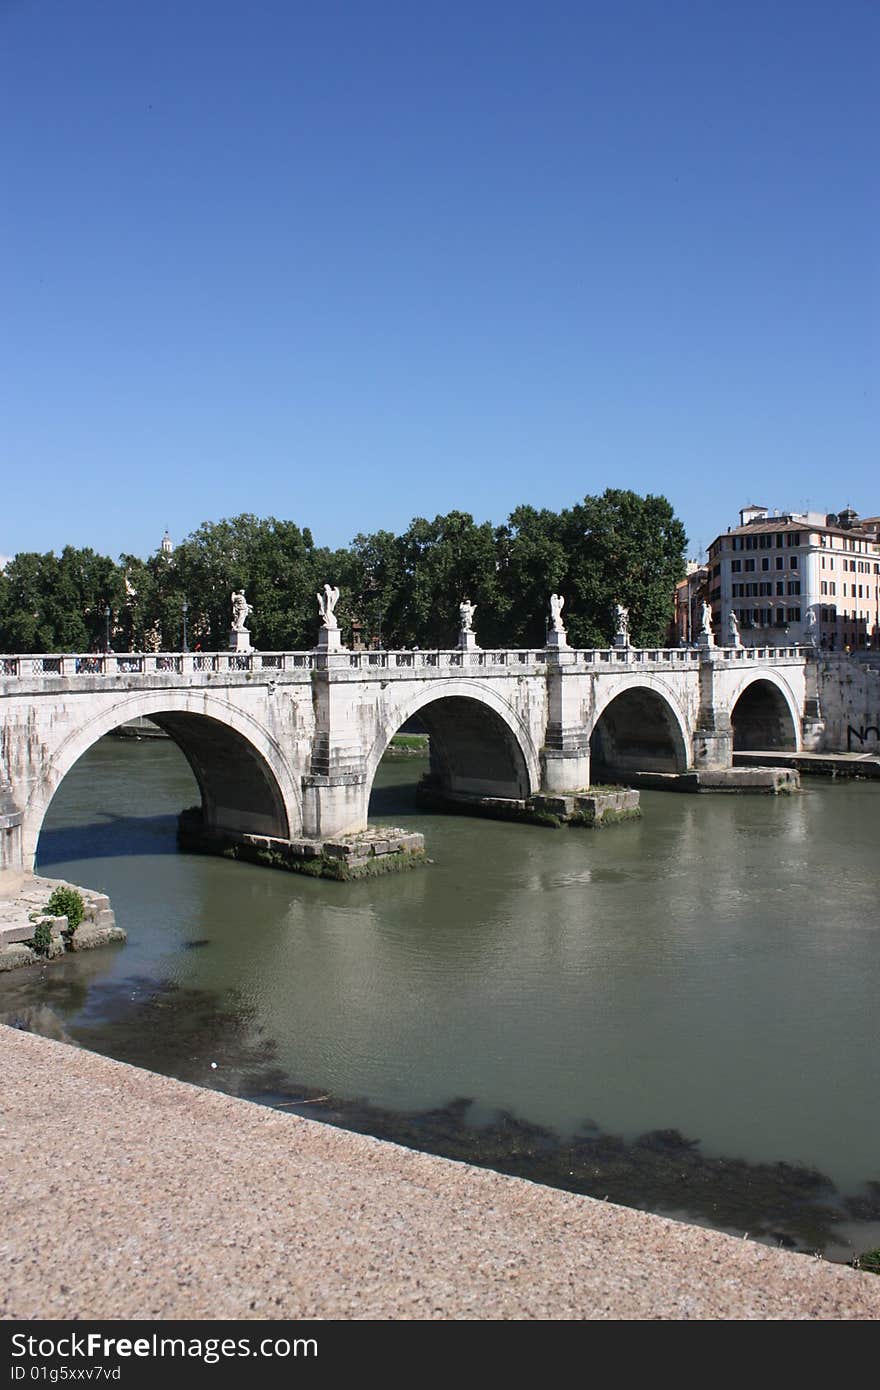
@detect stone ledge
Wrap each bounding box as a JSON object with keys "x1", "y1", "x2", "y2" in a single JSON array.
[
  {"x1": 612, "y1": 768, "x2": 800, "y2": 794},
  {"x1": 0, "y1": 876, "x2": 123, "y2": 969}
]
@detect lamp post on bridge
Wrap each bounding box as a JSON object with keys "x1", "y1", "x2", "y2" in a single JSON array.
[
  {"x1": 103, "y1": 605, "x2": 111, "y2": 654},
  {"x1": 182, "y1": 598, "x2": 189, "y2": 654}
]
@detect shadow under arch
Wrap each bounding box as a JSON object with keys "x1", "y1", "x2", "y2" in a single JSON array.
[
  {"x1": 366, "y1": 685, "x2": 539, "y2": 810},
  {"x1": 590, "y1": 685, "x2": 690, "y2": 778},
  {"x1": 22, "y1": 692, "x2": 300, "y2": 871},
  {"x1": 730, "y1": 678, "x2": 800, "y2": 751}
]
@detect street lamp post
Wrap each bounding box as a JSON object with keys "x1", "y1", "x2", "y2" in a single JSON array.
[
  {"x1": 182, "y1": 599, "x2": 189, "y2": 654},
  {"x1": 104, "y1": 605, "x2": 111, "y2": 654}
]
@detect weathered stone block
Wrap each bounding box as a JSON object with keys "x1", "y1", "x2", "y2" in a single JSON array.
[
  {"x1": 323, "y1": 841, "x2": 355, "y2": 859},
  {"x1": 0, "y1": 943, "x2": 35, "y2": 971}
]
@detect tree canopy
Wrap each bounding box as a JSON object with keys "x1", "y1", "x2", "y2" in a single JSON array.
[{"x1": 0, "y1": 491, "x2": 686, "y2": 653}]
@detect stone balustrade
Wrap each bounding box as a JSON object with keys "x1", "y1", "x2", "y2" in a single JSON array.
[{"x1": 0, "y1": 643, "x2": 813, "y2": 683}]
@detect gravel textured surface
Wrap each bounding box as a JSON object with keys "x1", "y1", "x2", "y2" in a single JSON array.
[{"x1": 1, "y1": 1025, "x2": 878, "y2": 1320}]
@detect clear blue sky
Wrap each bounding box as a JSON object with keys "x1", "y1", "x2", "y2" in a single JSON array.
[{"x1": 2, "y1": 0, "x2": 876, "y2": 565}]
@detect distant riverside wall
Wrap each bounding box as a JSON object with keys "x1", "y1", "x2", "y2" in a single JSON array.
[{"x1": 818, "y1": 658, "x2": 880, "y2": 753}]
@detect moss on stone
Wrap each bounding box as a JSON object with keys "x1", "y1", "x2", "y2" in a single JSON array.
[{"x1": 568, "y1": 806, "x2": 642, "y2": 829}]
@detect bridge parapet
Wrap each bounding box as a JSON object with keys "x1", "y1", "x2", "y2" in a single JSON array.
[
  {"x1": 0, "y1": 643, "x2": 812, "y2": 687},
  {"x1": 0, "y1": 651, "x2": 317, "y2": 680}
]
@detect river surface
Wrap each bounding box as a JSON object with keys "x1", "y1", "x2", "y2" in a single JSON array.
[{"x1": 2, "y1": 736, "x2": 879, "y2": 1259}]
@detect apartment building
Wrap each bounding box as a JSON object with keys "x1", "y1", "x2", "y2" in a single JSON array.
[{"x1": 707, "y1": 505, "x2": 880, "y2": 650}]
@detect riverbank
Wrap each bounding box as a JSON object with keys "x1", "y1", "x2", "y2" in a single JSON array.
[
  {"x1": 734, "y1": 750, "x2": 880, "y2": 779},
  {"x1": 1, "y1": 1025, "x2": 878, "y2": 1320},
  {"x1": 0, "y1": 873, "x2": 124, "y2": 971}
]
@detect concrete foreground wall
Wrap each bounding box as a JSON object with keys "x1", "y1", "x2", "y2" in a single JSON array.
[{"x1": 0, "y1": 1026, "x2": 877, "y2": 1320}]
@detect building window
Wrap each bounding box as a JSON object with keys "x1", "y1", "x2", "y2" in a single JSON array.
[
  {"x1": 775, "y1": 556, "x2": 783, "y2": 570},
  {"x1": 790, "y1": 555, "x2": 798, "y2": 570},
  {"x1": 745, "y1": 558, "x2": 756, "y2": 572},
  {"x1": 731, "y1": 559, "x2": 742, "y2": 573}
]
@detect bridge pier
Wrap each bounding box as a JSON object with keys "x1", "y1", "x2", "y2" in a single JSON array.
[
  {"x1": 0, "y1": 783, "x2": 24, "y2": 872},
  {"x1": 692, "y1": 650, "x2": 734, "y2": 770},
  {"x1": 302, "y1": 656, "x2": 373, "y2": 839},
  {"x1": 801, "y1": 655, "x2": 826, "y2": 751},
  {"x1": 540, "y1": 651, "x2": 592, "y2": 793},
  {"x1": 301, "y1": 774, "x2": 368, "y2": 841}
]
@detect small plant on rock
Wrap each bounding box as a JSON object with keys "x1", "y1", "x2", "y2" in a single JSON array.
[
  {"x1": 852, "y1": 1247, "x2": 880, "y2": 1275},
  {"x1": 30, "y1": 921, "x2": 53, "y2": 954},
  {"x1": 45, "y1": 886, "x2": 85, "y2": 933}
]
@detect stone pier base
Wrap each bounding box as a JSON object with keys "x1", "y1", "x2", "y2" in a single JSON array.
[
  {"x1": 416, "y1": 780, "x2": 641, "y2": 828},
  {"x1": 178, "y1": 809, "x2": 425, "y2": 881},
  {"x1": 616, "y1": 767, "x2": 800, "y2": 794}
]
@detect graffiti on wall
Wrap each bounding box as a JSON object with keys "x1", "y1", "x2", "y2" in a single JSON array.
[{"x1": 847, "y1": 724, "x2": 880, "y2": 751}]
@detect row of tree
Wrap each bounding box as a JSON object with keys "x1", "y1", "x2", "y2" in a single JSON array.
[{"x1": 0, "y1": 490, "x2": 687, "y2": 653}]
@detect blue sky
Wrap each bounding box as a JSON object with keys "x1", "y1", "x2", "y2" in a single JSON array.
[{"x1": 2, "y1": 0, "x2": 876, "y2": 565}]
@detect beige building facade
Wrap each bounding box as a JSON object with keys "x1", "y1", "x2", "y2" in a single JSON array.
[{"x1": 708, "y1": 506, "x2": 880, "y2": 650}]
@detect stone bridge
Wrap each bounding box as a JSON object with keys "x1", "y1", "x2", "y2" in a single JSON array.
[{"x1": 0, "y1": 642, "x2": 820, "y2": 873}]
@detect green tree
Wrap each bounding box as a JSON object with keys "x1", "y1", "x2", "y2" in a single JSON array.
[
  {"x1": 0, "y1": 548, "x2": 126, "y2": 652},
  {"x1": 377, "y1": 511, "x2": 506, "y2": 648},
  {"x1": 497, "y1": 506, "x2": 569, "y2": 647},
  {"x1": 557, "y1": 490, "x2": 686, "y2": 647},
  {"x1": 138, "y1": 516, "x2": 324, "y2": 651}
]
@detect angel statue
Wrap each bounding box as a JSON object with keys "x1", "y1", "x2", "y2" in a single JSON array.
[
  {"x1": 615, "y1": 603, "x2": 630, "y2": 639},
  {"x1": 317, "y1": 584, "x2": 340, "y2": 630},
  {"x1": 459, "y1": 598, "x2": 476, "y2": 632},
  {"x1": 549, "y1": 593, "x2": 565, "y2": 633},
  {"x1": 727, "y1": 610, "x2": 741, "y2": 647},
  {"x1": 701, "y1": 601, "x2": 713, "y2": 635},
  {"x1": 231, "y1": 590, "x2": 253, "y2": 633}
]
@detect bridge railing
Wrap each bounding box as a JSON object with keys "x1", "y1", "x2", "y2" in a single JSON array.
[
  {"x1": 345, "y1": 649, "x2": 547, "y2": 670},
  {"x1": 0, "y1": 643, "x2": 814, "y2": 680},
  {"x1": 713, "y1": 645, "x2": 812, "y2": 662},
  {"x1": 0, "y1": 651, "x2": 319, "y2": 678},
  {"x1": 575, "y1": 648, "x2": 701, "y2": 667}
]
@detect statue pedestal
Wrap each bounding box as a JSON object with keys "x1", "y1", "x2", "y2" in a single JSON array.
[
  {"x1": 545, "y1": 628, "x2": 569, "y2": 652},
  {"x1": 458, "y1": 630, "x2": 480, "y2": 653},
  {"x1": 228, "y1": 629, "x2": 252, "y2": 653},
  {"x1": 316, "y1": 627, "x2": 345, "y2": 654},
  {"x1": 613, "y1": 633, "x2": 630, "y2": 650},
  {"x1": 697, "y1": 632, "x2": 717, "y2": 653}
]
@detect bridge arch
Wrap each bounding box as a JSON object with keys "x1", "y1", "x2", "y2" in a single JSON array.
[
  {"x1": 727, "y1": 672, "x2": 801, "y2": 752},
  {"x1": 589, "y1": 676, "x2": 691, "y2": 777},
  {"x1": 23, "y1": 690, "x2": 302, "y2": 870},
  {"x1": 365, "y1": 679, "x2": 541, "y2": 806}
]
